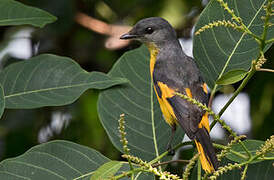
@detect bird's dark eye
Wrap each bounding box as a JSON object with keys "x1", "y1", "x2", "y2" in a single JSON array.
[{"x1": 145, "y1": 27, "x2": 154, "y2": 34}]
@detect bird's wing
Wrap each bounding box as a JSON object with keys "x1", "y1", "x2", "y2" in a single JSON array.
[{"x1": 153, "y1": 56, "x2": 209, "y2": 138}]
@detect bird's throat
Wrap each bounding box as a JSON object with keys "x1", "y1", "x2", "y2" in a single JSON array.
[{"x1": 146, "y1": 43, "x2": 159, "y2": 77}]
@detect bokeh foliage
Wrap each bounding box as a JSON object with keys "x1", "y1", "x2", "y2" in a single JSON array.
[{"x1": 0, "y1": 0, "x2": 273, "y2": 179}]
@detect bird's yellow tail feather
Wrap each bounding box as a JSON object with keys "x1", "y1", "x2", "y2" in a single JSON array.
[{"x1": 194, "y1": 140, "x2": 215, "y2": 173}]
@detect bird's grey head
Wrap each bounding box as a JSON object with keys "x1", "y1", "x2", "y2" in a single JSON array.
[{"x1": 120, "y1": 17, "x2": 177, "y2": 46}]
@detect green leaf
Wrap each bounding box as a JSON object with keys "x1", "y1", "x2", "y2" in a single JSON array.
[
  {"x1": 98, "y1": 46, "x2": 184, "y2": 161},
  {"x1": 0, "y1": 54, "x2": 127, "y2": 109},
  {"x1": 191, "y1": 159, "x2": 274, "y2": 180},
  {"x1": 0, "y1": 0, "x2": 57, "y2": 27},
  {"x1": 0, "y1": 85, "x2": 4, "y2": 119},
  {"x1": 90, "y1": 161, "x2": 122, "y2": 180},
  {"x1": 226, "y1": 140, "x2": 274, "y2": 164},
  {"x1": 0, "y1": 140, "x2": 110, "y2": 180},
  {"x1": 216, "y1": 69, "x2": 248, "y2": 85},
  {"x1": 193, "y1": 0, "x2": 274, "y2": 89},
  {"x1": 0, "y1": 140, "x2": 150, "y2": 180},
  {"x1": 219, "y1": 160, "x2": 274, "y2": 180}
]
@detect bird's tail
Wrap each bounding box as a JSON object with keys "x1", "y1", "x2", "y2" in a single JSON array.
[{"x1": 194, "y1": 127, "x2": 219, "y2": 173}]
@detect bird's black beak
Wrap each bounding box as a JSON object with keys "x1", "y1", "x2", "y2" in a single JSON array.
[{"x1": 120, "y1": 32, "x2": 139, "y2": 40}]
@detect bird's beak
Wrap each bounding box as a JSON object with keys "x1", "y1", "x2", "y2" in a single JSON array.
[{"x1": 120, "y1": 32, "x2": 139, "y2": 40}]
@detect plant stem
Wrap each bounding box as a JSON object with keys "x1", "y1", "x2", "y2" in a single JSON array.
[
  {"x1": 197, "y1": 159, "x2": 201, "y2": 180},
  {"x1": 183, "y1": 153, "x2": 200, "y2": 180},
  {"x1": 239, "y1": 140, "x2": 253, "y2": 158},
  {"x1": 218, "y1": 69, "x2": 255, "y2": 117},
  {"x1": 209, "y1": 83, "x2": 217, "y2": 107},
  {"x1": 213, "y1": 143, "x2": 248, "y2": 159},
  {"x1": 209, "y1": 150, "x2": 269, "y2": 180},
  {"x1": 241, "y1": 164, "x2": 249, "y2": 180},
  {"x1": 261, "y1": 0, "x2": 271, "y2": 47},
  {"x1": 149, "y1": 141, "x2": 193, "y2": 165},
  {"x1": 214, "y1": 118, "x2": 252, "y2": 158},
  {"x1": 265, "y1": 38, "x2": 274, "y2": 44},
  {"x1": 259, "y1": 157, "x2": 274, "y2": 160},
  {"x1": 258, "y1": 68, "x2": 274, "y2": 73},
  {"x1": 152, "y1": 160, "x2": 190, "y2": 167},
  {"x1": 114, "y1": 167, "x2": 143, "y2": 180},
  {"x1": 134, "y1": 172, "x2": 142, "y2": 180},
  {"x1": 114, "y1": 141, "x2": 194, "y2": 179}
]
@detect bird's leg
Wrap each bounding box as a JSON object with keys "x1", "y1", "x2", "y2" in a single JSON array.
[{"x1": 167, "y1": 125, "x2": 176, "y2": 155}]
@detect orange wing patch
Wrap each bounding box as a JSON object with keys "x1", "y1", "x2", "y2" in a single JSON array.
[
  {"x1": 199, "y1": 112, "x2": 210, "y2": 133},
  {"x1": 202, "y1": 83, "x2": 208, "y2": 94},
  {"x1": 154, "y1": 82, "x2": 177, "y2": 126},
  {"x1": 185, "y1": 88, "x2": 192, "y2": 98},
  {"x1": 185, "y1": 87, "x2": 210, "y2": 132},
  {"x1": 158, "y1": 82, "x2": 175, "y2": 98}
]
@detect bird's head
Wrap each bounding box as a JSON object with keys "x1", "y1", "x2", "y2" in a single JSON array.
[{"x1": 120, "y1": 17, "x2": 177, "y2": 47}]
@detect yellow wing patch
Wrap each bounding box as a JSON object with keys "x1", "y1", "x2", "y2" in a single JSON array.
[
  {"x1": 185, "y1": 88, "x2": 192, "y2": 98},
  {"x1": 199, "y1": 112, "x2": 210, "y2": 133},
  {"x1": 202, "y1": 83, "x2": 208, "y2": 94},
  {"x1": 185, "y1": 87, "x2": 210, "y2": 132},
  {"x1": 154, "y1": 82, "x2": 177, "y2": 126},
  {"x1": 158, "y1": 82, "x2": 175, "y2": 98},
  {"x1": 186, "y1": 86, "x2": 210, "y2": 133}
]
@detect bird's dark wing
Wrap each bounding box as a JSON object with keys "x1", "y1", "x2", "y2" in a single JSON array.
[
  {"x1": 153, "y1": 54, "x2": 209, "y2": 138},
  {"x1": 153, "y1": 54, "x2": 217, "y2": 172}
]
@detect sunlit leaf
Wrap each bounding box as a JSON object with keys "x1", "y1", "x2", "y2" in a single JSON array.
[
  {"x1": 0, "y1": 54, "x2": 127, "y2": 109},
  {"x1": 98, "y1": 46, "x2": 184, "y2": 161},
  {"x1": 193, "y1": 0, "x2": 274, "y2": 89},
  {"x1": 90, "y1": 161, "x2": 122, "y2": 180},
  {"x1": 0, "y1": 0, "x2": 57, "y2": 27},
  {"x1": 216, "y1": 69, "x2": 247, "y2": 85}
]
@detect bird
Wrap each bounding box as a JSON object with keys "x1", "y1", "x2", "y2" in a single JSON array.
[{"x1": 120, "y1": 17, "x2": 218, "y2": 173}]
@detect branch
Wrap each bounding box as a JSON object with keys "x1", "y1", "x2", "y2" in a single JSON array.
[
  {"x1": 265, "y1": 38, "x2": 274, "y2": 44},
  {"x1": 118, "y1": 114, "x2": 134, "y2": 171},
  {"x1": 152, "y1": 160, "x2": 190, "y2": 167},
  {"x1": 257, "y1": 68, "x2": 274, "y2": 73},
  {"x1": 195, "y1": 20, "x2": 245, "y2": 35},
  {"x1": 241, "y1": 164, "x2": 248, "y2": 180},
  {"x1": 183, "y1": 153, "x2": 200, "y2": 180},
  {"x1": 75, "y1": 12, "x2": 131, "y2": 50},
  {"x1": 214, "y1": 135, "x2": 248, "y2": 161}
]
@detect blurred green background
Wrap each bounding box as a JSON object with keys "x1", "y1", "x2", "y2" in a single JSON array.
[{"x1": 0, "y1": 0, "x2": 272, "y2": 169}]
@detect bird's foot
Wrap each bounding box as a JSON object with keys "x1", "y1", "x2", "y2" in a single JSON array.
[{"x1": 167, "y1": 146, "x2": 175, "y2": 156}]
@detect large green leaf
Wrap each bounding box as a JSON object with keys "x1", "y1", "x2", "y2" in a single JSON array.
[
  {"x1": 98, "y1": 46, "x2": 184, "y2": 161},
  {"x1": 0, "y1": 140, "x2": 110, "y2": 180},
  {"x1": 0, "y1": 140, "x2": 153, "y2": 180},
  {"x1": 0, "y1": 85, "x2": 4, "y2": 118},
  {"x1": 0, "y1": 54, "x2": 127, "y2": 109},
  {"x1": 226, "y1": 140, "x2": 274, "y2": 164},
  {"x1": 193, "y1": 0, "x2": 274, "y2": 89},
  {"x1": 0, "y1": 0, "x2": 57, "y2": 27}
]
